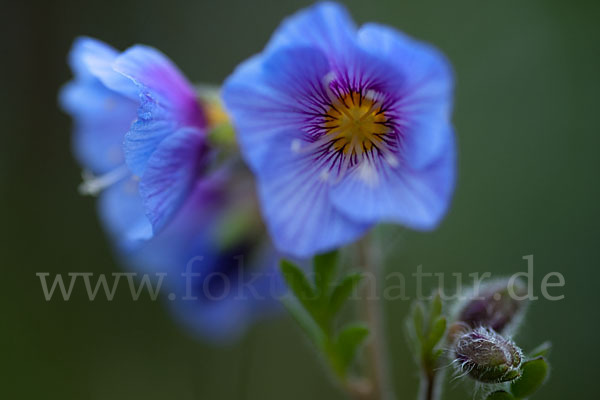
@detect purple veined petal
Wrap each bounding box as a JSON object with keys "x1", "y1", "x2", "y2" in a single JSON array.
[
  {"x1": 116, "y1": 45, "x2": 205, "y2": 176},
  {"x1": 265, "y1": 2, "x2": 396, "y2": 95},
  {"x1": 113, "y1": 44, "x2": 202, "y2": 125},
  {"x1": 138, "y1": 127, "x2": 207, "y2": 234},
  {"x1": 60, "y1": 80, "x2": 137, "y2": 174},
  {"x1": 266, "y1": 2, "x2": 357, "y2": 58},
  {"x1": 68, "y1": 36, "x2": 139, "y2": 100},
  {"x1": 256, "y1": 135, "x2": 370, "y2": 258},
  {"x1": 123, "y1": 96, "x2": 179, "y2": 177},
  {"x1": 329, "y1": 127, "x2": 456, "y2": 229},
  {"x1": 358, "y1": 23, "x2": 455, "y2": 169},
  {"x1": 97, "y1": 175, "x2": 153, "y2": 252},
  {"x1": 223, "y1": 46, "x2": 333, "y2": 172}
]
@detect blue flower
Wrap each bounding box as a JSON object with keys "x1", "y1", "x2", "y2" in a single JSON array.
[
  {"x1": 127, "y1": 172, "x2": 284, "y2": 341},
  {"x1": 223, "y1": 2, "x2": 456, "y2": 257},
  {"x1": 60, "y1": 37, "x2": 208, "y2": 249}
]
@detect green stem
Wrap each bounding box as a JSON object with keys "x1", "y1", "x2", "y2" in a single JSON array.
[
  {"x1": 358, "y1": 235, "x2": 394, "y2": 400},
  {"x1": 419, "y1": 369, "x2": 438, "y2": 400}
]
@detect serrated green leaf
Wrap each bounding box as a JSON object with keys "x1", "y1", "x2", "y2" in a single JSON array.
[
  {"x1": 486, "y1": 391, "x2": 516, "y2": 400},
  {"x1": 510, "y1": 357, "x2": 549, "y2": 399},
  {"x1": 329, "y1": 272, "x2": 362, "y2": 315},
  {"x1": 336, "y1": 323, "x2": 370, "y2": 373},
  {"x1": 528, "y1": 341, "x2": 552, "y2": 359},
  {"x1": 280, "y1": 260, "x2": 316, "y2": 312},
  {"x1": 412, "y1": 302, "x2": 425, "y2": 340},
  {"x1": 313, "y1": 250, "x2": 339, "y2": 299},
  {"x1": 281, "y1": 296, "x2": 326, "y2": 349}
]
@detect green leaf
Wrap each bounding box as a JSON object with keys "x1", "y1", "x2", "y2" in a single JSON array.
[
  {"x1": 313, "y1": 251, "x2": 339, "y2": 298},
  {"x1": 336, "y1": 323, "x2": 370, "y2": 372},
  {"x1": 329, "y1": 273, "x2": 362, "y2": 315},
  {"x1": 486, "y1": 391, "x2": 516, "y2": 400},
  {"x1": 412, "y1": 302, "x2": 425, "y2": 340},
  {"x1": 426, "y1": 316, "x2": 447, "y2": 352},
  {"x1": 429, "y1": 292, "x2": 443, "y2": 327},
  {"x1": 280, "y1": 259, "x2": 316, "y2": 312},
  {"x1": 510, "y1": 357, "x2": 549, "y2": 399},
  {"x1": 281, "y1": 296, "x2": 326, "y2": 349},
  {"x1": 528, "y1": 341, "x2": 552, "y2": 358}
]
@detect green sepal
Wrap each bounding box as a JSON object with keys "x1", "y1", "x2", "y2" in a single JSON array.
[
  {"x1": 486, "y1": 391, "x2": 516, "y2": 400},
  {"x1": 528, "y1": 341, "x2": 552, "y2": 359},
  {"x1": 510, "y1": 357, "x2": 549, "y2": 399}
]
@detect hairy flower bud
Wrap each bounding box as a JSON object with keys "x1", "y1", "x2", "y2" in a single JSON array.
[
  {"x1": 457, "y1": 279, "x2": 528, "y2": 333},
  {"x1": 453, "y1": 327, "x2": 523, "y2": 383}
]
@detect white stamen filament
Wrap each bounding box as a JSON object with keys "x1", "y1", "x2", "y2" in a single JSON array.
[{"x1": 78, "y1": 164, "x2": 131, "y2": 196}]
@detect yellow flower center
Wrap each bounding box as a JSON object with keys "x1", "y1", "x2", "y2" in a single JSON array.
[{"x1": 321, "y1": 91, "x2": 391, "y2": 156}]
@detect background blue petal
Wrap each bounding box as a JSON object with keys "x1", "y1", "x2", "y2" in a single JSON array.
[
  {"x1": 116, "y1": 45, "x2": 205, "y2": 176},
  {"x1": 98, "y1": 177, "x2": 153, "y2": 252},
  {"x1": 60, "y1": 80, "x2": 137, "y2": 174},
  {"x1": 138, "y1": 127, "x2": 207, "y2": 234},
  {"x1": 68, "y1": 36, "x2": 138, "y2": 100}
]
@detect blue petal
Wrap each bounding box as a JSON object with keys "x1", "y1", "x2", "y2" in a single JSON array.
[
  {"x1": 222, "y1": 47, "x2": 331, "y2": 172},
  {"x1": 358, "y1": 24, "x2": 454, "y2": 169},
  {"x1": 60, "y1": 80, "x2": 137, "y2": 174},
  {"x1": 125, "y1": 184, "x2": 284, "y2": 341},
  {"x1": 68, "y1": 37, "x2": 117, "y2": 79},
  {"x1": 266, "y1": 2, "x2": 356, "y2": 57},
  {"x1": 68, "y1": 36, "x2": 138, "y2": 100},
  {"x1": 167, "y1": 257, "x2": 283, "y2": 342},
  {"x1": 138, "y1": 127, "x2": 207, "y2": 233},
  {"x1": 256, "y1": 137, "x2": 370, "y2": 258},
  {"x1": 98, "y1": 177, "x2": 152, "y2": 252},
  {"x1": 329, "y1": 128, "x2": 456, "y2": 229},
  {"x1": 124, "y1": 98, "x2": 179, "y2": 177},
  {"x1": 116, "y1": 45, "x2": 204, "y2": 176},
  {"x1": 113, "y1": 45, "x2": 199, "y2": 113}
]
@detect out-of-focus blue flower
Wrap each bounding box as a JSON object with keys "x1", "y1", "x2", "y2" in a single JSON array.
[
  {"x1": 60, "y1": 38, "x2": 282, "y2": 340},
  {"x1": 60, "y1": 37, "x2": 208, "y2": 248},
  {"x1": 223, "y1": 2, "x2": 456, "y2": 257},
  {"x1": 127, "y1": 171, "x2": 284, "y2": 341}
]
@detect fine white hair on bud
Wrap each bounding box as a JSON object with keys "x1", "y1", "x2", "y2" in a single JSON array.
[{"x1": 452, "y1": 327, "x2": 523, "y2": 384}]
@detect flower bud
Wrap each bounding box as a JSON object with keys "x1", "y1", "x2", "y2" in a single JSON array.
[
  {"x1": 457, "y1": 279, "x2": 527, "y2": 333},
  {"x1": 447, "y1": 321, "x2": 471, "y2": 344},
  {"x1": 453, "y1": 327, "x2": 522, "y2": 383}
]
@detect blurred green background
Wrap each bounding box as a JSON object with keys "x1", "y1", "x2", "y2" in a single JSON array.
[{"x1": 3, "y1": 0, "x2": 599, "y2": 398}]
